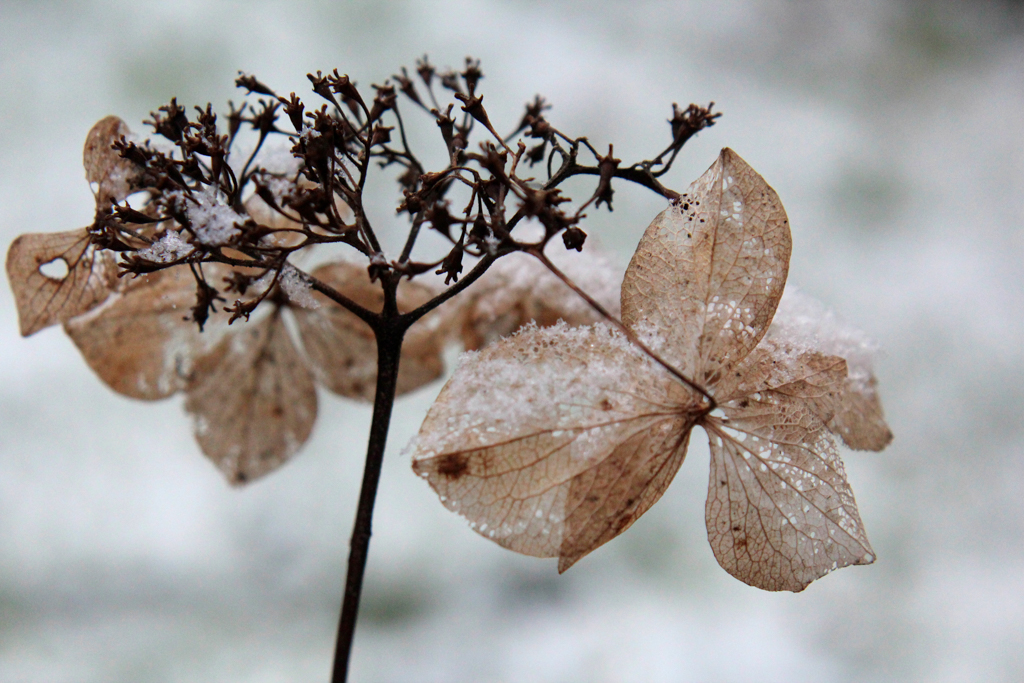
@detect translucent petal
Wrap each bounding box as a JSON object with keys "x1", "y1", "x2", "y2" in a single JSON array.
[
  {"x1": 6, "y1": 229, "x2": 117, "y2": 336},
  {"x1": 64, "y1": 266, "x2": 225, "y2": 400},
  {"x1": 766, "y1": 288, "x2": 893, "y2": 451},
  {"x1": 83, "y1": 116, "x2": 140, "y2": 206},
  {"x1": 621, "y1": 148, "x2": 791, "y2": 386},
  {"x1": 830, "y1": 374, "x2": 893, "y2": 451},
  {"x1": 185, "y1": 312, "x2": 317, "y2": 484},
  {"x1": 713, "y1": 340, "x2": 848, "y2": 433},
  {"x1": 704, "y1": 362, "x2": 873, "y2": 592},
  {"x1": 409, "y1": 323, "x2": 700, "y2": 569},
  {"x1": 455, "y1": 249, "x2": 621, "y2": 351}
]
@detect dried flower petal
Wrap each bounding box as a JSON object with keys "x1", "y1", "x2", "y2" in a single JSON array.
[
  {"x1": 621, "y1": 148, "x2": 791, "y2": 386},
  {"x1": 766, "y1": 288, "x2": 893, "y2": 451},
  {"x1": 185, "y1": 311, "x2": 317, "y2": 484},
  {"x1": 414, "y1": 148, "x2": 882, "y2": 591},
  {"x1": 6, "y1": 229, "x2": 117, "y2": 336},
  {"x1": 83, "y1": 116, "x2": 140, "y2": 206},
  {"x1": 457, "y1": 249, "x2": 621, "y2": 350},
  {"x1": 410, "y1": 323, "x2": 700, "y2": 569},
  {"x1": 828, "y1": 375, "x2": 892, "y2": 451},
  {"x1": 64, "y1": 266, "x2": 222, "y2": 400}
]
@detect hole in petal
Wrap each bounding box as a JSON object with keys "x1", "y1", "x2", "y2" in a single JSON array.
[{"x1": 38, "y1": 257, "x2": 69, "y2": 281}]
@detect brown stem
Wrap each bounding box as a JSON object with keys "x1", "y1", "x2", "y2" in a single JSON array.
[
  {"x1": 546, "y1": 162, "x2": 680, "y2": 200},
  {"x1": 330, "y1": 313, "x2": 404, "y2": 683}
]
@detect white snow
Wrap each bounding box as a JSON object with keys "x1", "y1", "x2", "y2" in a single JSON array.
[{"x1": 136, "y1": 230, "x2": 195, "y2": 263}]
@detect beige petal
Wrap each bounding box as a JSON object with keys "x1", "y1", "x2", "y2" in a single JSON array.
[
  {"x1": 292, "y1": 261, "x2": 443, "y2": 400},
  {"x1": 456, "y1": 250, "x2": 621, "y2": 351},
  {"x1": 6, "y1": 229, "x2": 117, "y2": 336},
  {"x1": 558, "y1": 424, "x2": 693, "y2": 572},
  {"x1": 409, "y1": 323, "x2": 700, "y2": 569},
  {"x1": 84, "y1": 116, "x2": 139, "y2": 206},
  {"x1": 185, "y1": 312, "x2": 317, "y2": 484},
  {"x1": 703, "y1": 414, "x2": 873, "y2": 592},
  {"x1": 764, "y1": 287, "x2": 893, "y2": 451},
  {"x1": 621, "y1": 148, "x2": 791, "y2": 387},
  {"x1": 830, "y1": 373, "x2": 893, "y2": 451},
  {"x1": 714, "y1": 340, "x2": 848, "y2": 435},
  {"x1": 64, "y1": 266, "x2": 221, "y2": 400}
]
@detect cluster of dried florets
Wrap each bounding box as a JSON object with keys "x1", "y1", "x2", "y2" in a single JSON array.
[{"x1": 6, "y1": 58, "x2": 711, "y2": 484}]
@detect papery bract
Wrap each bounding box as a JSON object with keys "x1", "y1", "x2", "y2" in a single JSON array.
[
  {"x1": 186, "y1": 309, "x2": 318, "y2": 483},
  {"x1": 454, "y1": 247, "x2": 621, "y2": 351},
  {"x1": 767, "y1": 288, "x2": 893, "y2": 451},
  {"x1": 6, "y1": 117, "x2": 139, "y2": 336},
  {"x1": 65, "y1": 266, "x2": 224, "y2": 400},
  {"x1": 411, "y1": 148, "x2": 888, "y2": 591},
  {"x1": 7, "y1": 230, "x2": 118, "y2": 337}
]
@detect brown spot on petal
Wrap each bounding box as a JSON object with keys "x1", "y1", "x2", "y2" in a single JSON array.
[{"x1": 435, "y1": 453, "x2": 470, "y2": 480}]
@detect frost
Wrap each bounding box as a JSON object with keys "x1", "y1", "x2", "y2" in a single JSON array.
[
  {"x1": 278, "y1": 265, "x2": 319, "y2": 309},
  {"x1": 455, "y1": 246, "x2": 622, "y2": 350},
  {"x1": 769, "y1": 286, "x2": 878, "y2": 387},
  {"x1": 136, "y1": 230, "x2": 195, "y2": 263},
  {"x1": 767, "y1": 287, "x2": 893, "y2": 451},
  {"x1": 180, "y1": 186, "x2": 244, "y2": 246}
]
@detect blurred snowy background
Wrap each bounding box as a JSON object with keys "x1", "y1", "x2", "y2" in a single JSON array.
[{"x1": 2, "y1": 0, "x2": 1023, "y2": 681}]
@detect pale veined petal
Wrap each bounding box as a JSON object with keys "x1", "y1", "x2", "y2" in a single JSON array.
[
  {"x1": 65, "y1": 266, "x2": 225, "y2": 400},
  {"x1": 703, "y1": 416, "x2": 873, "y2": 592},
  {"x1": 409, "y1": 322, "x2": 702, "y2": 569},
  {"x1": 621, "y1": 148, "x2": 791, "y2": 387},
  {"x1": 6, "y1": 229, "x2": 118, "y2": 336},
  {"x1": 185, "y1": 311, "x2": 317, "y2": 484}
]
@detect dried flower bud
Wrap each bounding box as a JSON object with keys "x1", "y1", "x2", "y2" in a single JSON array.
[
  {"x1": 461, "y1": 57, "x2": 483, "y2": 96},
  {"x1": 562, "y1": 226, "x2": 587, "y2": 251},
  {"x1": 235, "y1": 72, "x2": 277, "y2": 97}
]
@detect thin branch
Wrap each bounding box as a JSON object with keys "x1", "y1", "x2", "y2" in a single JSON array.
[
  {"x1": 398, "y1": 251, "x2": 499, "y2": 327},
  {"x1": 546, "y1": 161, "x2": 680, "y2": 200}
]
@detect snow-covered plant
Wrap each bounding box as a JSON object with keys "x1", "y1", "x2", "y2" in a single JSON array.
[
  {"x1": 411, "y1": 149, "x2": 892, "y2": 591},
  {"x1": 5, "y1": 58, "x2": 889, "y2": 682}
]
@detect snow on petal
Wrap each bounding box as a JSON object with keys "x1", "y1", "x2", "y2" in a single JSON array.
[
  {"x1": 180, "y1": 186, "x2": 244, "y2": 246},
  {"x1": 621, "y1": 148, "x2": 791, "y2": 387},
  {"x1": 455, "y1": 247, "x2": 622, "y2": 351},
  {"x1": 703, "y1": 416, "x2": 874, "y2": 592},
  {"x1": 135, "y1": 230, "x2": 195, "y2": 263},
  {"x1": 767, "y1": 287, "x2": 893, "y2": 450},
  {"x1": 278, "y1": 264, "x2": 319, "y2": 309},
  {"x1": 409, "y1": 322, "x2": 701, "y2": 570}
]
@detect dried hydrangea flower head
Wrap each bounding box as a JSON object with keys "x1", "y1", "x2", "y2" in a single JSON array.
[
  {"x1": 8, "y1": 57, "x2": 888, "y2": 679},
  {"x1": 6, "y1": 112, "x2": 452, "y2": 484},
  {"x1": 410, "y1": 148, "x2": 891, "y2": 592}
]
